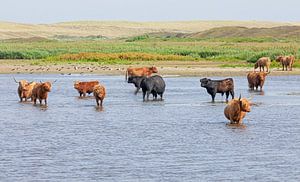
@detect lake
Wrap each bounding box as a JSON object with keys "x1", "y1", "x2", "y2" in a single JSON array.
[{"x1": 0, "y1": 74, "x2": 299, "y2": 181}]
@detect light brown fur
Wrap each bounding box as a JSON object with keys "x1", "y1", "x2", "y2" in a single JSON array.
[
  {"x1": 224, "y1": 97, "x2": 251, "y2": 124},
  {"x1": 93, "y1": 84, "x2": 106, "y2": 107},
  {"x1": 247, "y1": 72, "x2": 268, "y2": 91},
  {"x1": 32, "y1": 82, "x2": 52, "y2": 105},
  {"x1": 254, "y1": 57, "x2": 271, "y2": 72},
  {"x1": 74, "y1": 81, "x2": 99, "y2": 97},
  {"x1": 125, "y1": 66, "x2": 158, "y2": 80},
  {"x1": 276, "y1": 55, "x2": 295, "y2": 71}
]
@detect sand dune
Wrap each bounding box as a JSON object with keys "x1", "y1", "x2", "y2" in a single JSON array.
[{"x1": 1, "y1": 20, "x2": 299, "y2": 40}]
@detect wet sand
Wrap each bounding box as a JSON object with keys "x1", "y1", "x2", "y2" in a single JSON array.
[{"x1": 1, "y1": 60, "x2": 299, "y2": 77}]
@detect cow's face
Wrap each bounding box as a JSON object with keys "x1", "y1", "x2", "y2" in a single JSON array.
[
  {"x1": 151, "y1": 66, "x2": 158, "y2": 73},
  {"x1": 19, "y1": 80, "x2": 28, "y2": 88},
  {"x1": 42, "y1": 82, "x2": 52, "y2": 92},
  {"x1": 240, "y1": 99, "x2": 251, "y2": 112},
  {"x1": 258, "y1": 72, "x2": 267, "y2": 81},
  {"x1": 200, "y1": 78, "x2": 211, "y2": 87},
  {"x1": 275, "y1": 56, "x2": 283, "y2": 62},
  {"x1": 254, "y1": 62, "x2": 259, "y2": 69},
  {"x1": 74, "y1": 81, "x2": 80, "y2": 89},
  {"x1": 128, "y1": 76, "x2": 139, "y2": 84}
]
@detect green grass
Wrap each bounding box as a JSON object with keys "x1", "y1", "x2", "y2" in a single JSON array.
[{"x1": 0, "y1": 38, "x2": 299, "y2": 65}]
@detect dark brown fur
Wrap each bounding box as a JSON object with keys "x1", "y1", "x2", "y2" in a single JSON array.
[{"x1": 247, "y1": 72, "x2": 268, "y2": 91}]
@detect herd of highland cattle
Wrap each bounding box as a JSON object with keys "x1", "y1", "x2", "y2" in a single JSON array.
[{"x1": 14, "y1": 55, "x2": 296, "y2": 126}]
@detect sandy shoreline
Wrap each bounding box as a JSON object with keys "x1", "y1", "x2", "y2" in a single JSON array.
[{"x1": 1, "y1": 60, "x2": 300, "y2": 77}]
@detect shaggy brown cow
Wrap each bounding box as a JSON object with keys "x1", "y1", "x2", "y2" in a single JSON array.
[
  {"x1": 14, "y1": 78, "x2": 37, "y2": 102},
  {"x1": 254, "y1": 57, "x2": 271, "y2": 72},
  {"x1": 32, "y1": 82, "x2": 52, "y2": 105},
  {"x1": 74, "y1": 81, "x2": 99, "y2": 97},
  {"x1": 276, "y1": 55, "x2": 295, "y2": 71},
  {"x1": 247, "y1": 72, "x2": 268, "y2": 91},
  {"x1": 224, "y1": 96, "x2": 251, "y2": 125},
  {"x1": 125, "y1": 66, "x2": 158, "y2": 81},
  {"x1": 93, "y1": 84, "x2": 106, "y2": 107}
]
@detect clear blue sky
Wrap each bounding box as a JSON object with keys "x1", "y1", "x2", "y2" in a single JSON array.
[{"x1": 1, "y1": 0, "x2": 300, "y2": 23}]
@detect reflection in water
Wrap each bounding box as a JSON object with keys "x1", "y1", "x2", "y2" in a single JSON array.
[
  {"x1": 0, "y1": 75, "x2": 300, "y2": 181},
  {"x1": 248, "y1": 89, "x2": 265, "y2": 96}
]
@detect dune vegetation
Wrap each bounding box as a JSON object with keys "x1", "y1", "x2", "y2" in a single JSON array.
[{"x1": 0, "y1": 21, "x2": 300, "y2": 68}]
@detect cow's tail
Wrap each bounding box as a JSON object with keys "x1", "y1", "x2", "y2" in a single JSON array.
[{"x1": 125, "y1": 69, "x2": 128, "y2": 81}]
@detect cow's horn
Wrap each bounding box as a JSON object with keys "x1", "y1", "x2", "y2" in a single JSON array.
[
  {"x1": 52, "y1": 79, "x2": 57, "y2": 84},
  {"x1": 239, "y1": 94, "x2": 241, "y2": 100},
  {"x1": 13, "y1": 77, "x2": 18, "y2": 83}
]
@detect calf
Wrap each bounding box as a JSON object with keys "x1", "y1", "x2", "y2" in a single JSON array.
[
  {"x1": 140, "y1": 75, "x2": 166, "y2": 101},
  {"x1": 74, "y1": 81, "x2": 99, "y2": 97},
  {"x1": 200, "y1": 78, "x2": 234, "y2": 102},
  {"x1": 32, "y1": 82, "x2": 52, "y2": 105},
  {"x1": 247, "y1": 72, "x2": 268, "y2": 91},
  {"x1": 224, "y1": 95, "x2": 251, "y2": 125},
  {"x1": 93, "y1": 84, "x2": 106, "y2": 107}
]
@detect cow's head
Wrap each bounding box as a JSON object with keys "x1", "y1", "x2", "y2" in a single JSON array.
[
  {"x1": 128, "y1": 76, "x2": 145, "y2": 85},
  {"x1": 150, "y1": 66, "x2": 158, "y2": 73},
  {"x1": 200, "y1": 78, "x2": 211, "y2": 88},
  {"x1": 74, "y1": 81, "x2": 80, "y2": 89},
  {"x1": 254, "y1": 62, "x2": 259, "y2": 69},
  {"x1": 258, "y1": 72, "x2": 268, "y2": 81},
  {"x1": 275, "y1": 56, "x2": 283, "y2": 62},
  {"x1": 239, "y1": 95, "x2": 251, "y2": 112},
  {"x1": 41, "y1": 82, "x2": 52, "y2": 92}
]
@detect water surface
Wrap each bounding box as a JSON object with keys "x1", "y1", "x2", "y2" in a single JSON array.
[{"x1": 0, "y1": 74, "x2": 299, "y2": 181}]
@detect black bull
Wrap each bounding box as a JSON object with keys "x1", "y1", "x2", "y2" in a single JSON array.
[
  {"x1": 200, "y1": 78, "x2": 234, "y2": 102},
  {"x1": 128, "y1": 75, "x2": 166, "y2": 101}
]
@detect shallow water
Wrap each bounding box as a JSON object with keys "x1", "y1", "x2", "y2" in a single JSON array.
[{"x1": 0, "y1": 74, "x2": 299, "y2": 181}]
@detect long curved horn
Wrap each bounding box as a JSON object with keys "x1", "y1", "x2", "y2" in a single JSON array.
[
  {"x1": 239, "y1": 94, "x2": 241, "y2": 100},
  {"x1": 13, "y1": 77, "x2": 18, "y2": 83},
  {"x1": 52, "y1": 79, "x2": 57, "y2": 84}
]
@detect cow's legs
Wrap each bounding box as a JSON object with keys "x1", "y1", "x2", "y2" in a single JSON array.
[
  {"x1": 45, "y1": 99, "x2": 47, "y2": 105},
  {"x1": 159, "y1": 93, "x2": 163, "y2": 101},
  {"x1": 100, "y1": 99, "x2": 103, "y2": 107},
  {"x1": 230, "y1": 90, "x2": 234, "y2": 99},
  {"x1": 146, "y1": 91, "x2": 150, "y2": 101},
  {"x1": 39, "y1": 99, "x2": 42, "y2": 105},
  {"x1": 211, "y1": 94, "x2": 216, "y2": 102},
  {"x1": 142, "y1": 91, "x2": 146, "y2": 101},
  {"x1": 225, "y1": 92, "x2": 229, "y2": 102},
  {"x1": 134, "y1": 87, "x2": 140, "y2": 95}
]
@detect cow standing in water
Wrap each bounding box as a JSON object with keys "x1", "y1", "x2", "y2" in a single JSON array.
[
  {"x1": 224, "y1": 95, "x2": 251, "y2": 125},
  {"x1": 127, "y1": 76, "x2": 145, "y2": 94},
  {"x1": 74, "y1": 81, "x2": 99, "y2": 97},
  {"x1": 32, "y1": 82, "x2": 52, "y2": 105},
  {"x1": 247, "y1": 72, "x2": 268, "y2": 91},
  {"x1": 14, "y1": 78, "x2": 37, "y2": 102},
  {"x1": 125, "y1": 66, "x2": 158, "y2": 81},
  {"x1": 93, "y1": 84, "x2": 106, "y2": 107},
  {"x1": 140, "y1": 75, "x2": 166, "y2": 101},
  {"x1": 200, "y1": 78, "x2": 234, "y2": 102}
]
